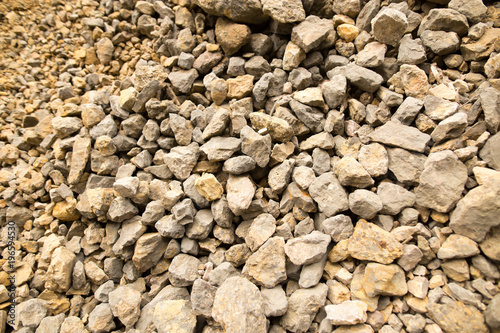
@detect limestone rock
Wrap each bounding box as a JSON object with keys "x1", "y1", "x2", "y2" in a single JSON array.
[
  {"x1": 195, "y1": 173, "x2": 224, "y2": 201},
  {"x1": 284, "y1": 231, "x2": 331, "y2": 265},
  {"x1": 243, "y1": 237, "x2": 287, "y2": 288},
  {"x1": 153, "y1": 300, "x2": 196, "y2": 333}
]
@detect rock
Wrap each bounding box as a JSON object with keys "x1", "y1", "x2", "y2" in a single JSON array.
[
  {"x1": 186, "y1": 209, "x2": 214, "y2": 239},
  {"x1": 88, "y1": 303, "x2": 116, "y2": 333},
  {"x1": 51, "y1": 117, "x2": 83, "y2": 138},
  {"x1": 421, "y1": 30, "x2": 460, "y2": 55},
  {"x1": 169, "y1": 114, "x2": 192, "y2": 146},
  {"x1": 192, "y1": 0, "x2": 266, "y2": 24},
  {"x1": 226, "y1": 174, "x2": 256, "y2": 216},
  {"x1": 362, "y1": 263, "x2": 407, "y2": 296},
  {"x1": 377, "y1": 182, "x2": 416, "y2": 215},
  {"x1": 449, "y1": 0, "x2": 487, "y2": 23},
  {"x1": 107, "y1": 197, "x2": 138, "y2": 222},
  {"x1": 262, "y1": 0, "x2": 305, "y2": 23},
  {"x1": 109, "y1": 286, "x2": 141, "y2": 327},
  {"x1": 201, "y1": 137, "x2": 241, "y2": 161},
  {"x1": 96, "y1": 37, "x2": 114, "y2": 65},
  {"x1": 243, "y1": 237, "x2": 287, "y2": 288},
  {"x1": 356, "y1": 42, "x2": 386, "y2": 67},
  {"x1": 337, "y1": 24, "x2": 360, "y2": 42},
  {"x1": 261, "y1": 285, "x2": 288, "y2": 317},
  {"x1": 168, "y1": 254, "x2": 202, "y2": 287},
  {"x1": 191, "y1": 279, "x2": 217, "y2": 318},
  {"x1": 481, "y1": 226, "x2": 500, "y2": 261},
  {"x1": 358, "y1": 143, "x2": 388, "y2": 177},
  {"x1": 46, "y1": 246, "x2": 76, "y2": 292},
  {"x1": 299, "y1": 253, "x2": 327, "y2": 288},
  {"x1": 132, "y1": 233, "x2": 168, "y2": 273},
  {"x1": 368, "y1": 121, "x2": 431, "y2": 153},
  {"x1": 349, "y1": 189, "x2": 383, "y2": 220},
  {"x1": 423, "y1": 95, "x2": 459, "y2": 122},
  {"x1": 397, "y1": 244, "x2": 423, "y2": 271},
  {"x1": 212, "y1": 276, "x2": 267, "y2": 333},
  {"x1": 164, "y1": 142, "x2": 200, "y2": 180},
  {"x1": 398, "y1": 35, "x2": 426, "y2": 65},
  {"x1": 485, "y1": 294, "x2": 500, "y2": 329},
  {"x1": 387, "y1": 148, "x2": 426, "y2": 185},
  {"x1": 371, "y1": 8, "x2": 408, "y2": 46},
  {"x1": 460, "y1": 28, "x2": 500, "y2": 61},
  {"x1": 168, "y1": 69, "x2": 198, "y2": 94},
  {"x1": 390, "y1": 64, "x2": 430, "y2": 99},
  {"x1": 323, "y1": 215, "x2": 354, "y2": 242},
  {"x1": 479, "y1": 87, "x2": 500, "y2": 134},
  {"x1": 335, "y1": 156, "x2": 374, "y2": 188},
  {"x1": 215, "y1": 18, "x2": 251, "y2": 56},
  {"x1": 292, "y1": 166, "x2": 316, "y2": 190},
  {"x1": 333, "y1": 0, "x2": 361, "y2": 18},
  {"x1": 240, "y1": 126, "x2": 272, "y2": 168},
  {"x1": 60, "y1": 317, "x2": 86, "y2": 333},
  {"x1": 415, "y1": 150, "x2": 468, "y2": 213},
  {"x1": 322, "y1": 75, "x2": 347, "y2": 109},
  {"x1": 308, "y1": 172, "x2": 349, "y2": 217},
  {"x1": 347, "y1": 220, "x2": 403, "y2": 264},
  {"x1": 153, "y1": 300, "x2": 196, "y2": 333},
  {"x1": 284, "y1": 231, "x2": 331, "y2": 265},
  {"x1": 427, "y1": 301, "x2": 488, "y2": 333},
  {"x1": 291, "y1": 16, "x2": 333, "y2": 53},
  {"x1": 195, "y1": 173, "x2": 223, "y2": 201},
  {"x1": 269, "y1": 160, "x2": 294, "y2": 194},
  {"x1": 245, "y1": 213, "x2": 277, "y2": 251},
  {"x1": 17, "y1": 299, "x2": 47, "y2": 328},
  {"x1": 344, "y1": 63, "x2": 384, "y2": 93},
  {"x1": 418, "y1": 8, "x2": 469, "y2": 36},
  {"x1": 223, "y1": 156, "x2": 256, "y2": 174},
  {"x1": 325, "y1": 301, "x2": 368, "y2": 326},
  {"x1": 283, "y1": 42, "x2": 307, "y2": 71},
  {"x1": 280, "y1": 283, "x2": 328, "y2": 332},
  {"x1": 430, "y1": 112, "x2": 468, "y2": 143}
]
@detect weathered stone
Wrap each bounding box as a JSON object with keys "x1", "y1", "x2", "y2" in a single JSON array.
[
  {"x1": 347, "y1": 220, "x2": 403, "y2": 264},
  {"x1": 201, "y1": 137, "x2": 241, "y2": 161},
  {"x1": 284, "y1": 231, "x2": 330, "y2": 265},
  {"x1": 309, "y1": 173, "x2": 349, "y2": 217},
  {"x1": 418, "y1": 8, "x2": 469, "y2": 36},
  {"x1": 249, "y1": 112, "x2": 294, "y2": 142},
  {"x1": 195, "y1": 173, "x2": 223, "y2": 201},
  {"x1": 153, "y1": 300, "x2": 196, "y2": 333},
  {"x1": 88, "y1": 303, "x2": 116, "y2": 333},
  {"x1": 212, "y1": 276, "x2": 267, "y2": 333},
  {"x1": 168, "y1": 254, "x2": 202, "y2": 287},
  {"x1": 344, "y1": 63, "x2": 384, "y2": 93},
  {"x1": 109, "y1": 286, "x2": 141, "y2": 327},
  {"x1": 371, "y1": 8, "x2": 408, "y2": 46},
  {"x1": 132, "y1": 233, "x2": 168, "y2": 273},
  {"x1": 427, "y1": 301, "x2": 488, "y2": 333},
  {"x1": 369, "y1": 121, "x2": 431, "y2": 153},
  {"x1": 325, "y1": 301, "x2": 368, "y2": 326},
  {"x1": 261, "y1": 285, "x2": 288, "y2": 317},
  {"x1": 291, "y1": 16, "x2": 332, "y2": 53},
  {"x1": 17, "y1": 299, "x2": 47, "y2": 328},
  {"x1": 192, "y1": 0, "x2": 266, "y2": 24},
  {"x1": 415, "y1": 150, "x2": 468, "y2": 213},
  {"x1": 362, "y1": 263, "x2": 407, "y2": 296},
  {"x1": 262, "y1": 0, "x2": 305, "y2": 23},
  {"x1": 226, "y1": 174, "x2": 256, "y2": 216},
  {"x1": 335, "y1": 156, "x2": 374, "y2": 188},
  {"x1": 46, "y1": 247, "x2": 76, "y2": 292},
  {"x1": 243, "y1": 237, "x2": 287, "y2": 288},
  {"x1": 421, "y1": 30, "x2": 460, "y2": 55},
  {"x1": 164, "y1": 142, "x2": 200, "y2": 180}
]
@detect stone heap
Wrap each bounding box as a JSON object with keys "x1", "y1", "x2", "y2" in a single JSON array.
[{"x1": 0, "y1": 0, "x2": 499, "y2": 332}]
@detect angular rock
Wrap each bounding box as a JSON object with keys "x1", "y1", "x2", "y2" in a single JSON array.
[
  {"x1": 291, "y1": 16, "x2": 332, "y2": 53},
  {"x1": 325, "y1": 301, "x2": 368, "y2": 326},
  {"x1": 153, "y1": 300, "x2": 196, "y2": 333},
  {"x1": 369, "y1": 121, "x2": 431, "y2": 153},
  {"x1": 226, "y1": 174, "x2": 256, "y2": 216},
  {"x1": 243, "y1": 237, "x2": 287, "y2": 288},
  {"x1": 371, "y1": 8, "x2": 408, "y2": 46},
  {"x1": 109, "y1": 286, "x2": 141, "y2": 327},
  {"x1": 284, "y1": 231, "x2": 330, "y2": 265},
  {"x1": 309, "y1": 172, "x2": 349, "y2": 217}
]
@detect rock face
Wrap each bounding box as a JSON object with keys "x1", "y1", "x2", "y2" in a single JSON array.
[{"x1": 212, "y1": 276, "x2": 267, "y2": 333}]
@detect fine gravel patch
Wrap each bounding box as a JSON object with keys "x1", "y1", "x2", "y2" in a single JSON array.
[{"x1": 0, "y1": 0, "x2": 499, "y2": 332}]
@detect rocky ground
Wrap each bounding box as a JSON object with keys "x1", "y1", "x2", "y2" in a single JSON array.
[{"x1": 0, "y1": 0, "x2": 500, "y2": 332}]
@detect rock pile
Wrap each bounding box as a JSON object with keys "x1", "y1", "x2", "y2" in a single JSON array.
[{"x1": 0, "y1": 0, "x2": 499, "y2": 332}]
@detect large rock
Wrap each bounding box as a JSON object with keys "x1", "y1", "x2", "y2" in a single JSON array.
[
  {"x1": 417, "y1": 8, "x2": 469, "y2": 36},
  {"x1": 261, "y1": 0, "x2": 305, "y2": 23},
  {"x1": 46, "y1": 246, "x2": 76, "y2": 292},
  {"x1": 325, "y1": 301, "x2": 368, "y2": 326},
  {"x1": 308, "y1": 172, "x2": 349, "y2": 217},
  {"x1": 280, "y1": 283, "x2": 328, "y2": 332},
  {"x1": 240, "y1": 125, "x2": 272, "y2": 168},
  {"x1": 347, "y1": 220, "x2": 403, "y2": 264},
  {"x1": 427, "y1": 301, "x2": 488, "y2": 333},
  {"x1": 291, "y1": 15, "x2": 333, "y2": 53},
  {"x1": 344, "y1": 63, "x2": 384, "y2": 93},
  {"x1": 226, "y1": 174, "x2": 256, "y2": 216},
  {"x1": 242, "y1": 237, "x2": 287, "y2": 288},
  {"x1": 285, "y1": 231, "x2": 331, "y2": 265},
  {"x1": 415, "y1": 150, "x2": 468, "y2": 213},
  {"x1": 132, "y1": 233, "x2": 168, "y2": 273},
  {"x1": 371, "y1": 8, "x2": 408, "y2": 46},
  {"x1": 212, "y1": 276, "x2": 267, "y2": 333},
  {"x1": 109, "y1": 286, "x2": 142, "y2": 327},
  {"x1": 153, "y1": 300, "x2": 196, "y2": 333},
  {"x1": 362, "y1": 263, "x2": 407, "y2": 296},
  {"x1": 164, "y1": 142, "x2": 200, "y2": 180},
  {"x1": 67, "y1": 137, "x2": 92, "y2": 185},
  {"x1": 368, "y1": 120, "x2": 431, "y2": 153},
  {"x1": 450, "y1": 174, "x2": 500, "y2": 242},
  {"x1": 387, "y1": 148, "x2": 426, "y2": 185},
  {"x1": 192, "y1": 0, "x2": 267, "y2": 24}
]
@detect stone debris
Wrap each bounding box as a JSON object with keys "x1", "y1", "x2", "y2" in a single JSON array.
[{"x1": 1, "y1": 0, "x2": 499, "y2": 332}]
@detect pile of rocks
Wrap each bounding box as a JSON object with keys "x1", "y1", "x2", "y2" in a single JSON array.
[{"x1": 0, "y1": 0, "x2": 500, "y2": 332}]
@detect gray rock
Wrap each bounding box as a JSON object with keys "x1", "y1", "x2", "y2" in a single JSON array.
[
  {"x1": 309, "y1": 172, "x2": 349, "y2": 217},
  {"x1": 191, "y1": 278, "x2": 217, "y2": 318},
  {"x1": 142, "y1": 201, "x2": 165, "y2": 226},
  {"x1": 430, "y1": 112, "x2": 468, "y2": 143},
  {"x1": 387, "y1": 148, "x2": 426, "y2": 185},
  {"x1": 289, "y1": 99, "x2": 324, "y2": 133},
  {"x1": 200, "y1": 137, "x2": 241, "y2": 161},
  {"x1": 203, "y1": 108, "x2": 230, "y2": 141},
  {"x1": 449, "y1": 0, "x2": 487, "y2": 24},
  {"x1": 169, "y1": 114, "x2": 192, "y2": 146},
  {"x1": 269, "y1": 160, "x2": 294, "y2": 194},
  {"x1": 371, "y1": 8, "x2": 408, "y2": 46},
  {"x1": 480, "y1": 132, "x2": 500, "y2": 170},
  {"x1": 335, "y1": 156, "x2": 374, "y2": 188},
  {"x1": 356, "y1": 0, "x2": 380, "y2": 32},
  {"x1": 96, "y1": 37, "x2": 114, "y2": 65},
  {"x1": 349, "y1": 189, "x2": 383, "y2": 220},
  {"x1": 358, "y1": 143, "x2": 388, "y2": 178},
  {"x1": 485, "y1": 294, "x2": 500, "y2": 329},
  {"x1": 438, "y1": 234, "x2": 480, "y2": 259},
  {"x1": 113, "y1": 217, "x2": 147, "y2": 254},
  {"x1": 186, "y1": 209, "x2": 214, "y2": 239},
  {"x1": 164, "y1": 142, "x2": 200, "y2": 180},
  {"x1": 422, "y1": 30, "x2": 461, "y2": 56},
  {"x1": 212, "y1": 276, "x2": 267, "y2": 333},
  {"x1": 397, "y1": 244, "x2": 423, "y2": 271},
  {"x1": 480, "y1": 87, "x2": 500, "y2": 134},
  {"x1": 240, "y1": 126, "x2": 272, "y2": 168},
  {"x1": 377, "y1": 182, "x2": 416, "y2": 215},
  {"x1": 95, "y1": 280, "x2": 114, "y2": 302},
  {"x1": 398, "y1": 35, "x2": 426, "y2": 65},
  {"x1": 172, "y1": 198, "x2": 196, "y2": 225},
  {"x1": 323, "y1": 214, "x2": 354, "y2": 242},
  {"x1": 392, "y1": 97, "x2": 424, "y2": 125},
  {"x1": 285, "y1": 231, "x2": 331, "y2": 265},
  {"x1": 325, "y1": 300, "x2": 368, "y2": 325},
  {"x1": 168, "y1": 69, "x2": 198, "y2": 94},
  {"x1": 169, "y1": 254, "x2": 202, "y2": 287},
  {"x1": 289, "y1": 67, "x2": 313, "y2": 91},
  {"x1": 415, "y1": 150, "x2": 468, "y2": 213},
  {"x1": 299, "y1": 253, "x2": 327, "y2": 288},
  {"x1": 60, "y1": 316, "x2": 86, "y2": 333},
  {"x1": 261, "y1": 285, "x2": 288, "y2": 317},
  {"x1": 369, "y1": 120, "x2": 431, "y2": 153},
  {"x1": 226, "y1": 174, "x2": 256, "y2": 216},
  {"x1": 107, "y1": 197, "x2": 138, "y2": 223},
  {"x1": 291, "y1": 16, "x2": 332, "y2": 53},
  {"x1": 223, "y1": 156, "x2": 256, "y2": 174},
  {"x1": 344, "y1": 63, "x2": 384, "y2": 93},
  {"x1": 321, "y1": 75, "x2": 347, "y2": 109},
  {"x1": 17, "y1": 299, "x2": 47, "y2": 328},
  {"x1": 418, "y1": 8, "x2": 469, "y2": 36},
  {"x1": 211, "y1": 197, "x2": 235, "y2": 228},
  {"x1": 356, "y1": 42, "x2": 386, "y2": 68},
  {"x1": 280, "y1": 283, "x2": 328, "y2": 332}
]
